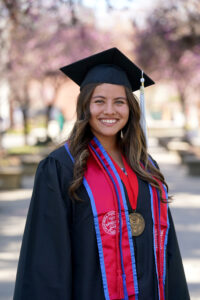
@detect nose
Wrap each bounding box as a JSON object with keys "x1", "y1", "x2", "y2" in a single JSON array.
[{"x1": 104, "y1": 100, "x2": 115, "y2": 115}]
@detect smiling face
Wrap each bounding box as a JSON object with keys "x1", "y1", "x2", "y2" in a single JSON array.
[{"x1": 89, "y1": 83, "x2": 129, "y2": 144}]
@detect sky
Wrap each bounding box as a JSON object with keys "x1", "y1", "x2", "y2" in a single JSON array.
[
  {"x1": 81, "y1": 0, "x2": 158, "y2": 27},
  {"x1": 83, "y1": 0, "x2": 154, "y2": 11},
  {"x1": 82, "y1": 0, "x2": 156, "y2": 13}
]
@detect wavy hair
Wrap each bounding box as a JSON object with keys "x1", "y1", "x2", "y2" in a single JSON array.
[{"x1": 67, "y1": 83, "x2": 169, "y2": 202}]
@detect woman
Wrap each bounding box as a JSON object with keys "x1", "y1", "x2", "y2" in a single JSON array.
[{"x1": 13, "y1": 48, "x2": 190, "y2": 300}]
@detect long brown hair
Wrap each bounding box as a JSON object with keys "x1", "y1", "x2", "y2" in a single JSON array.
[{"x1": 68, "y1": 83, "x2": 169, "y2": 202}]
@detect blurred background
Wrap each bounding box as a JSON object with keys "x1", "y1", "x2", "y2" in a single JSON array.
[{"x1": 0, "y1": 0, "x2": 200, "y2": 299}]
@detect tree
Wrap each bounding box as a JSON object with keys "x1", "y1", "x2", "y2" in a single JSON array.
[
  {"x1": 0, "y1": 0, "x2": 111, "y2": 145},
  {"x1": 133, "y1": 0, "x2": 200, "y2": 126}
]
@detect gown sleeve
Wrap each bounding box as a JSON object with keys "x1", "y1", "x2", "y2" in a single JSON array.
[
  {"x1": 13, "y1": 156, "x2": 72, "y2": 300},
  {"x1": 167, "y1": 209, "x2": 190, "y2": 300}
]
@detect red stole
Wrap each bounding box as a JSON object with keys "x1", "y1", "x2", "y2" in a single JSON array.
[{"x1": 84, "y1": 145, "x2": 138, "y2": 299}]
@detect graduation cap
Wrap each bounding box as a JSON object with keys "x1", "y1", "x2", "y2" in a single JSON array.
[
  {"x1": 60, "y1": 47, "x2": 155, "y2": 143},
  {"x1": 60, "y1": 47, "x2": 154, "y2": 91}
]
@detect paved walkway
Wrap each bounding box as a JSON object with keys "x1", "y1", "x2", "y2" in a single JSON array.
[{"x1": 0, "y1": 139, "x2": 199, "y2": 299}]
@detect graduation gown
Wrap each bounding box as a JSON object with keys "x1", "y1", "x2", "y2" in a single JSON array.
[{"x1": 13, "y1": 145, "x2": 190, "y2": 300}]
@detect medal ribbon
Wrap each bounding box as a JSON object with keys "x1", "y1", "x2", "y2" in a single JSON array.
[{"x1": 109, "y1": 155, "x2": 139, "y2": 211}]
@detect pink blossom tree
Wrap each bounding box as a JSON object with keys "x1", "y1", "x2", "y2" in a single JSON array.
[
  {"x1": 132, "y1": 0, "x2": 200, "y2": 126},
  {"x1": 0, "y1": 0, "x2": 111, "y2": 144}
]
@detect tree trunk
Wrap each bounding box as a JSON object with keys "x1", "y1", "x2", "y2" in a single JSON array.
[
  {"x1": 179, "y1": 92, "x2": 186, "y2": 115},
  {"x1": 21, "y1": 103, "x2": 29, "y2": 145},
  {"x1": 177, "y1": 89, "x2": 192, "y2": 142},
  {"x1": 9, "y1": 97, "x2": 14, "y2": 128},
  {"x1": 0, "y1": 131, "x2": 3, "y2": 153},
  {"x1": 45, "y1": 103, "x2": 53, "y2": 141}
]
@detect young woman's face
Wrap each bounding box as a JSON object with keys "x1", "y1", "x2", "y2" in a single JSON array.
[{"x1": 89, "y1": 83, "x2": 129, "y2": 142}]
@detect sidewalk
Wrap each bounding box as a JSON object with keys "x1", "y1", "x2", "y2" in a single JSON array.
[
  {"x1": 0, "y1": 139, "x2": 199, "y2": 299},
  {"x1": 0, "y1": 188, "x2": 32, "y2": 300}
]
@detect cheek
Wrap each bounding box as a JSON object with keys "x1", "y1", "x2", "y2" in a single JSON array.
[
  {"x1": 89, "y1": 105, "x2": 98, "y2": 127},
  {"x1": 89, "y1": 104, "x2": 100, "y2": 119},
  {"x1": 89, "y1": 108, "x2": 95, "y2": 121},
  {"x1": 122, "y1": 108, "x2": 130, "y2": 126},
  {"x1": 122, "y1": 106, "x2": 130, "y2": 120}
]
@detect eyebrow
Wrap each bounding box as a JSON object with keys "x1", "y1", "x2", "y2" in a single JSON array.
[{"x1": 92, "y1": 96, "x2": 127, "y2": 100}]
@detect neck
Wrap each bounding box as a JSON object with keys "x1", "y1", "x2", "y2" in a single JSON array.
[{"x1": 94, "y1": 135, "x2": 118, "y2": 152}]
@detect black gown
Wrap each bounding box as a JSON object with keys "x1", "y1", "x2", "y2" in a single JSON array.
[{"x1": 13, "y1": 145, "x2": 190, "y2": 300}]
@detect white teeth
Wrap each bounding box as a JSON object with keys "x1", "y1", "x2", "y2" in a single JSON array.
[{"x1": 101, "y1": 119, "x2": 117, "y2": 124}]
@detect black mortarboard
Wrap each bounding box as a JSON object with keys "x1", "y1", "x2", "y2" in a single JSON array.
[{"x1": 60, "y1": 47, "x2": 154, "y2": 91}]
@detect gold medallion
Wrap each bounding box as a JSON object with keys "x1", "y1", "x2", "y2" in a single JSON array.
[{"x1": 129, "y1": 212, "x2": 145, "y2": 237}]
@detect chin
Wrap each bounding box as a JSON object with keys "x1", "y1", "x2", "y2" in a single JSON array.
[{"x1": 97, "y1": 131, "x2": 119, "y2": 138}]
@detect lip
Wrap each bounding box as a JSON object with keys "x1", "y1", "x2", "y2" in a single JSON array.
[{"x1": 98, "y1": 118, "x2": 119, "y2": 126}]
